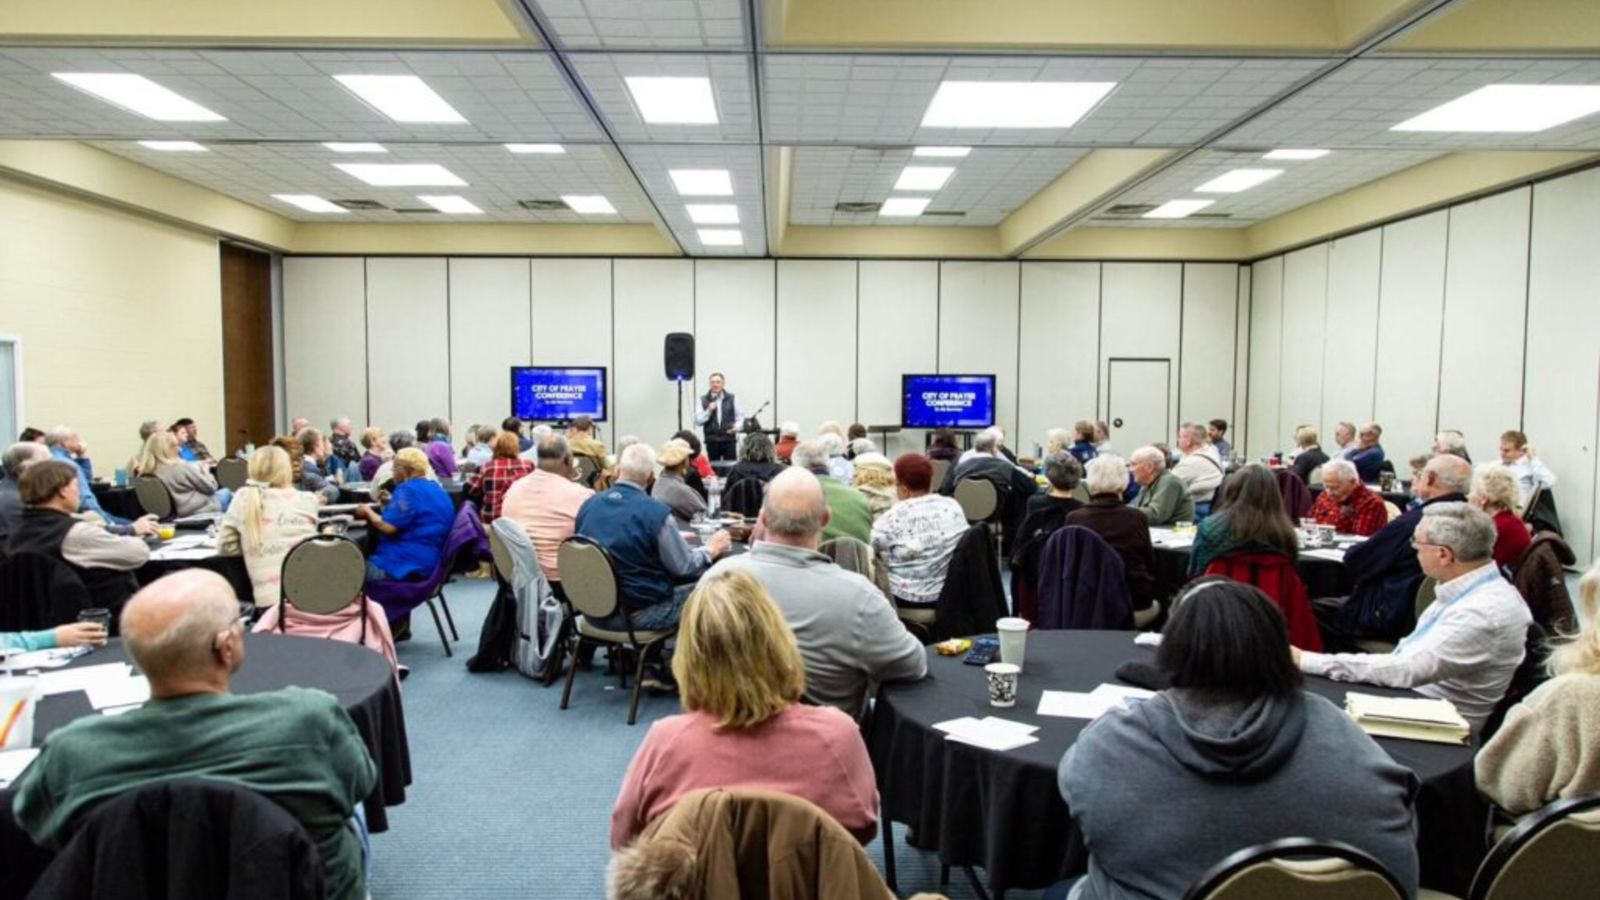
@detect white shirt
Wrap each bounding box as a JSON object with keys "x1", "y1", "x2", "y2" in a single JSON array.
[
  {"x1": 1171, "y1": 445, "x2": 1224, "y2": 502},
  {"x1": 869, "y1": 494, "x2": 969, "y2": 605},
  {"x1": 1299, "y1": 563, "x2": 1531, "y2": 727},
  {"x1": 1506, "y1": 455, "x2": 1556, "y2": 508}
]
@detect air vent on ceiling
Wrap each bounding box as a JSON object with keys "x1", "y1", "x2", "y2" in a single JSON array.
[
  {"x1": 1189, "y1": 212, "x2": 1233, "y2": 219},
  {"x1": 922, "y1": 210, "x2": 966, "y2": 217},
  {"x1": 1103, "y1": 203, "x2": 1158, "y2": 216},
  {"x1": 332, "y1": 199, "x2": 386, "y2": 211},
  {"x1": 835, "y1": 201, "x2": 881, "y2": 214},
  {"x1": 392, "y1": 207, "x2": 441, "y2": 214},
  {"x1": 518, "y1": 199, "x2": 570, "y2": 211}
]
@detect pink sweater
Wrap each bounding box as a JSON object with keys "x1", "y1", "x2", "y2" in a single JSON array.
[{"x1": 610, "y1": 705, "x2": 879, "y2": 849}]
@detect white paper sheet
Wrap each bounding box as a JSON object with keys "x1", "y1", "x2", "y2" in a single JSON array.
[
  {"x1": 1301, "y1": 548, "x2": 1347, "y2": 562},
  {"x1": 84, "y1": 675, "x2": 150, "y2": 711},
  {"x1": 1089, "y1": 683, "x2": 1156, "y2": 705},
  {"x1": 1134, "y1": 632, "x2": 1163, "y2": 647},
  {"x1": 933, "y1": 716, "x2": 1040, "y2": 751},
  {"x1": 0, "y1": 748, "x2": 39, "y2": 788},
  {"x1": 35, "y1": 663, "x2": 133, "y2": 696},
  {"x1": 1149, "y1": 529, "x2": 1194, "y2": 548},
  {"x1": 0, "y1": 646, "x2": 93, "y2": 671},
  {"x1": 1037, "y1": 691, "x2": 1107, "y2": 720}
]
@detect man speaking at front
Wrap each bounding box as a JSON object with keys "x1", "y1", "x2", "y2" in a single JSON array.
[{"x1": 695, "y1": 371, "x2": 743, "y2": 462}]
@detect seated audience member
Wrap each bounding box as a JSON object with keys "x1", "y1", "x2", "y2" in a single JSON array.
[
  {"x1": 328, "y1": 417, "x2": 361, "y2": 468},
  {"x1": 1043, "y1": 427, "x2": 1071, "y2": 457},
  {"x1": 0, "y1": 441, "x2": 49, "y2": 545},
  {"x1": 1347, "y1": 422, "x2": 1387, "y2": 483},
  {"x1": 1289, "y1": 425, "x2": 1329, "y2": 485},
  {"x1": 171, "y1": 418, "x2": 214, "y2": 463},
  {"x1": 45, "y1": 425, "x2": 126, "y2": 525},
  {"x1": 274, "y1": 435, "x2": 338, "y2": 505},
  {"x1": 370, "y1": 431, "x2": 420, "y2": 489},
  {"x1": 6, "y1": 461, "x2": 153, "y2": 613},
  {"x1": 463, "y1": 424, "x2": 496, "y2": 469},
  {"x1": 19, "y1": 427, "x2": 45, "y2": 443},
  {"x1": 1188, "y1": 464, "x2": 1299, "y2": 576},
  {"x1": 1405, "y1": 453, "x2": 1431, "y2": 509},
  {"x1": 1433, "y1": 429, "x2": 1471, "y2": 463},
  {"x1": 424, "y1": 417, "x2": 457, "y2": 479},
  {"x1": 1013, "y1": 452, "x2": 1085, "y2": 559},
  {"x1": 959, "y1": 425, "x2": 1018, "y2": 465},
  {"x1": 871, "y1": 453, "x2": 968, "y2": 607},
  {"x1": 671, "y1": 429, "x2": 715, "y2": 484},
  {"x1": 566, "y1": 415, "x2": 608, "y2": 474},
  {"x1": 132, "y1": 431, "x2": 230, "y2": 515},
  {"x1": 126, "y1": 420, "x2": 163, "y2": 475},
  {"x1": 774, "y1": 421, "x2": 800, "y2": 463},
  {"x1": 355, "y1": 448, "x2": 454, "y2": 584},
  {"x1": 298, "y1": 427, "x2": 339, "y2": 484},
  {"x1": 940, "y1": 428, "x2": 1036, "y2": 536},
  {"x1": 1092, "y1": 420, "x2": 1114, "y2": 456},
  {"x1": 844, "y1": 423, "x2": 869, "y2": 459},
  {"x1": 791, "y1": 441, "x2": 873, "y2": 544},
  {"x1": 216, "y1": 446, "x2": 318, "y2": 608},
  {"x1": 289, "y1": 416, "x2": 310, "y2": 435},
  {"x1": 465, "y1": 431, "x2": 533, "y2": 523},
  {"x1": 1307, "y1": 458, "x2": 1388, "y2": 537},
  {"x1": 1, "y1": 620, "x2": 106, "y2": 653},
  {"x1": 357, "y1": 427, "x2": 389, "y2": 482},
  {"x1": 1207, "y1": 418, "x2": 1233, "y2": 463},
  {"x1": 1171, "y1": 422, "x2": 1225, "y2": 508},
  {"x1": 13, "y1": 570, "x2": 377, "y2": 900},
  {"x1": 1068, "y1": 420, "x2": 1099, "y2": 465},
  {"x1": 610, "y1": 569, "x2": 878, "y2": 849},
  {"x1": 1469, "y1": 465, "x2": 1532, "y2": 568},
  {"x1": 652, "y1": 438, "x2": 708, "y2": 527},
  {"x1": 503, "y1": 416, "x2": 531, "y2": 454},
  {"x1": 591, "y1": 433, "x2": 636, "y2": 490},
  {"x1": 1130, "y1": 446, "x2": 1195, "y2": 526},
  {"x1": 1334, "y1": 420, "x2": 1358, "y2": 457},
  {"x1": 1065, "y1": 457, "x2": 1157, "y2": 613},
  {"x1": 723, "y1": 432, "x2": 783, "y2": 496},
  {"x1": 1499, "y1": 429, "x2": 1556, "y2": 508},
  {"x1": 850, "y1": 452, "x2": 897, "y2": 519},
  {"x1": 1476, "y1": 560, "x2": 1600, "y2": 814},
  {"x1": 819, "y1": 433, "x2": 854, "y2": 483},
  {"x1": 501, "y1": 434, "x2": 593, "y2": 589},
  {"x1": 713, "y1": 469, "x2": 925, "y2": 716},
  {"x1": 1298, "y1": 503, "x2": 1530, "y2": 728},
  {"x1": 575, "y1": 442, "x2": 731, "y2": 634},
  {"x1": 926, "y1": 429, "x2": 961, "y2": 464},
  {"x1": 1055, "y1": 579, "x2": 1419, "y2": 900},
  {"x1": 1321, "y1": 454, "x2": 1472, "y2": 646}
]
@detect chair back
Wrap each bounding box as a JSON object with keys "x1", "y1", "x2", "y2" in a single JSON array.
[
  {"x1": 1382, "y1": 500, "x2": 1401, "y2": 521},
  {"x1": 1471, "y1": 792, "x2": 1600, "y2": 900},
  {"x1": 131, "y1": 475, "x2": 174, "y2": 520},
  {"x1": 557, "y1": 536, "x2": 621, "y2": 620},
  {"x1": 1272, "y1": 469, "x2": 1314, "y2": 521},
  {"x1": 1035, "y1": 526, "x2": 1132, "y2": 630},
  {"x1": 1204, "y1": 552, "x2": 1323, "y2": 652},
  {"x1": 953, "y1": 477, "x2": 999, "y2": 523},
  {"x1": 722, "y1": 477, "x2": 765, "y2": 518},
  {"x1": 488, "y1": 525, "x2": 516, "y2": 585},
  {"x1": 1185, "y1": 837, "x2": 1407, "y2": 900},
  {"x1": 928, "y1": 458, "x2": 951, "y2": 492},
  {"x1": 214, "y1": 458, "x2": 247, "y2": 491},
  {"x1": 0, "y1": 551, "x2": 92, "y2": 631},
  {"x1": 575, "y1": 455, "x2": 599, "y2": 486},
  {"x1": 1509, "y1": 532, "x2": 1577, "y2": 632},
  {"x1": 279, "y1": 534, "x2": 366, "y2": 615}
]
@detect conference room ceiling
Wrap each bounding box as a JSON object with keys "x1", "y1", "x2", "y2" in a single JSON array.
[{"x1": 0, "y1": 0, "x2": 1596, "y2": 257}]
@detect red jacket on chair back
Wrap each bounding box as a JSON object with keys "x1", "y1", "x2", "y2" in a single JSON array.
[{"x1": 1203, "y1": 551, "x2": 1323, "y2": 652}]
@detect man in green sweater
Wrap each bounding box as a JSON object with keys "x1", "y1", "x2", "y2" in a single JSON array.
[
  {"x1": 14, "y1": 570, "x2": 377, "y2": 900},
  {"x1": 791, "y1": 439, "x2": 873, "y2": 543},
  {"x1": 1131, "y1": 445, "x2": 1195, "y2": 526}
]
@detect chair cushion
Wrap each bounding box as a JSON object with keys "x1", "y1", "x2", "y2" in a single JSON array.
[
  {"x1": 576, "y1": 615, "x2": 672, "y2": 644},
  {"x1": 896, "y1": 605, "x2": 937, "y2": 625}
]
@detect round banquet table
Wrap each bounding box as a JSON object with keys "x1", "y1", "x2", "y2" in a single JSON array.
[
  {"x1": 1151, "y1": 542, "x2": 1353, "y2": 600},
  {"x1": 0, "y1": 634, "x2": 411, "y2": 900},
  {"x1": 867, "y1": 630, "x2": 1477, "y2": 897}
]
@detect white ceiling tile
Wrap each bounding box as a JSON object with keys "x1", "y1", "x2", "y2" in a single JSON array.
[
  {"x1": 533, "y1": 0, "x2": 748, "y2": 49},
  {"x1": 569, "y1": 52, "x2": 757, "y2": 143}
]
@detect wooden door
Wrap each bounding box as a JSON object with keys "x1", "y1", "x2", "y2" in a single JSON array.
[{"x1": 220, "y1": 243, "x2": 274, "y2": 455}]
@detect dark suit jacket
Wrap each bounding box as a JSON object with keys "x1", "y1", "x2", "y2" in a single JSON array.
[
  {"x1": 1339, "y1": 492, "x2": 1466, "y2": 639},
  {"x1": 1291, "y1": 447, "x2": 1329, "y2": 486},
  {"x1": 1063, "y1": 495, "x2": 1156, "y2": 607}
]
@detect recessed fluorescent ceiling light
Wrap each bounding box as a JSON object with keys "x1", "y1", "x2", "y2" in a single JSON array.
[
  {"x1": 333, "y1": 74, "x2": 465, "y2": 124},
  {"x1": 1263, "y1": 148, "x2": 1329, "y2": 160},
  {"x1": 273, "y1": 194, "x2": 347, "y2": 214},
  {"x1": 913, "y1": 146, "x2": 972, "y2": 157},
  {"x1": 880, "y1": 197, "x2": 931, "y2": 217},
  {"x1": 418, "y1": 194, "x2": 483, "y2": 215},
  {"x1": 137, "y1": 140, "x2": 206, "y2": 152},
  {"x1": 1143, "y1": 199, "x2": 1214, "y2": 219},
  {"x1": 324, "y1": 142, "x2": 386, "y2": 153},
  {"x1": 563, "y1": 195, "x2": 617, "y2": 215},
  {"x1": 1391, "y1": 84, "x2": 1600, "y2": 132},
  {"x1": 334, "y1": 163, "x2": 465, "y2": 186},
  {"x1": 921, "y1": 81, "x2": 1115, "y2": 129},
  {"x1": 669, "y1": 169, "x2": 733, "y2": 196},
  {"x1": 624, "y1": 76, "x2": 718, "y2": 125},
  {"x1": 698, "y1": 229, "x2": 743, "y2": 246},
  {"x1": 894, "y1": 166, "x2": 955, "y2": 191},
  {"x1": 505, "y1": 143, "x2": 565, "y2": 154},
  {"x1": 1195, "y1": 168, "x2": 1283, "y2": 193},
  {"x1": 52, "y1": 73, "x2": 225, "y2": 122},
  {"x1": 686, "y1": 204, "x2": 739, "y2": 225}
]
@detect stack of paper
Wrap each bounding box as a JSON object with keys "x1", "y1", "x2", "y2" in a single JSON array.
[
  {"x1": 0, "y1": 646, "x2": 92, "y2": 671},
  {"x1": 1038, "y1": 683, "x2": 1156, "y2": 720},
  {"x1": 1149, "y1": 528, "x2": 1194, "y2": 549},
  {"x1": 1301, "y1": 548, "x2": 1347, "y2": 562},
  {"x1": 1346, "y1": 692, "x2": 1469, "y2": 745},
  {"x1": 932, "y1": 716, "x2": 1039, "y2": 751},
  {"x1": 36, "y1": 663, "x2": 133, "y2": 696}
]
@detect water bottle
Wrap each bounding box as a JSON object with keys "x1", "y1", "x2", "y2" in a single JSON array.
[{"x1": 707, "y1": 477, "x2": 722, "y2": 516}]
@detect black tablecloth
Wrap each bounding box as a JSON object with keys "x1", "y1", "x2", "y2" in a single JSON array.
[
  {"x1": 1152, "y1": 543, "x2": 1353, "y2": 600},
  {"x1": 0, "y1": 634, "x2": 410, "y2": 899},
  {"x1": 137, "y1": 553, "x2": 254, "y2": 604},
  {"x1": 868, "y1": 630, "x2": 1475, "y2": 895}
]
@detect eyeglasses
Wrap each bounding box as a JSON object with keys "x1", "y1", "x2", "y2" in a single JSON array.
[
  {"x1": 236, "y1": 602, "x2": 257, "y2": 628},
  {"x1": 1409, "y1": 539, "x2": 1446, "y2": 551}
]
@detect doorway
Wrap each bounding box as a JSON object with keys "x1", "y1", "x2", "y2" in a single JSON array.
[
  {"x1": 1106, "y1": 358, "x2": 1172, "y2": 455},
  {"x1": 220, "y1": 243, "x2": 275, "y2": 455}
]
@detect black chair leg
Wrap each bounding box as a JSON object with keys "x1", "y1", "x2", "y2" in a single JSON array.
[
  {"x1": 880, "y1": 809, "x2": 898, "y2": 894},
  {"x1": 626, "y1": 642, "x2": 653, "y2": 725},
  {"x1": 962, "y1": 865, "x2": 995, "y2": 900},
  {"x1": 941, "y1": 864, "x2": 951, "y2": 885},
  {"x1": 560, "y1": 636, "x2": 585, "y2": 710},
  {"x1": 437, "y1": 588, "x2": 460, "y2": 641},
  {"x1": 425, "y1": 598, "x2": 452, "y2": 657}
]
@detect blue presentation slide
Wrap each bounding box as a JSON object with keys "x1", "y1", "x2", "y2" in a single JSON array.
[
  {"x1": 511, "y1": 367, "x2": 607, "y2": 421},
  {"x1": 902, "y1": 374, "x2": 996, "y2": 429}
]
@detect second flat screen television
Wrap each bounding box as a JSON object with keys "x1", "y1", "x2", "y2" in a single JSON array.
[
  {"x1": 510, "y1": 366, "x2": 607, "y2": 422},
  {"x1": 902, "y1": 374, "x2": 996, "y2": 430}
]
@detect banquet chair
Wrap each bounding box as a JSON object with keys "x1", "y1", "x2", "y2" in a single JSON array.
[
  {"x1": 1418, "y1": 791, "x2": 1600, "y2": 900},
  {"x1": 1382, "y1": 500, "x2": 1401, "y2": 522},
  {"x1": 928, "y1": 458, "x2": 951, "y2": 492},
  {"x1": 575, "y1": 455, "x2": 599, "y2": 487},
  {"x1": 131, "y1": 475, "x2": 174, "y2": 520},
  {"x1": 953, "y1": 477, "x2": 999, "y2": 524},
  {"x1": 556, "y1": 536, "x2": 675, "y2": 725},
  {"x1": 0, "y1": 551, "x2": 93, "y2": 631},
  {"x1": 1184, "y1": 837, "x2": 1408, "y2": 900},
  {"x1": 213, "y1": 458, "x2": 247, "y2": 491}
]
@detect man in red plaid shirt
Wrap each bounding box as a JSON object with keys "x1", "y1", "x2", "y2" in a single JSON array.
[{"x1": 1308, "y1": 458, "x2": 1388, "y2": 537}]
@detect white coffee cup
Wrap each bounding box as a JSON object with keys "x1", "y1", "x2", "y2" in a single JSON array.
[
  {"x1": 0, "y1": 675, "x2": 40, "y2": 751},
  {"x1": 996, "y1": 617, "x2": 1030, "y2": 670},
  {"x1": 984, "y1": 662, "x2": 1020, "y2": 708}
]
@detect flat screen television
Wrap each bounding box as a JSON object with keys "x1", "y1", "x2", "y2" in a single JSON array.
[
  {"x1": 510, "y1": 366, "x2": 607, "y2": 422},
  {"x1": 901, "y1": 374, "x2": 996, "y2": 430}
]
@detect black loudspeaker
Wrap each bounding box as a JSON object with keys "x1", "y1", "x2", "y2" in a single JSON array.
[{"x1": 664, "y1": 332, "x2": 695, "y2": 382}]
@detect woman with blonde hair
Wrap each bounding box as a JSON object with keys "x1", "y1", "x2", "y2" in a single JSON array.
[
  {"x1": 131, "y1": 430, "x2": 229, "y2": 515},
  {"x1": 217, "y1": 446, "x2": 319, "y2": 607},
  {"x1": 1469, "y1": 465, "x2": 1532, "y2": 568},
  {"x1": 850, "y1": 452, "x2": 897, "y2": 519},
  {"x1": 357, "y1": 426, "x2": 389, "y2": 482},
  {"x1": 1476, "y1": 560, "x2": 1600, "y2": 814},
  {"x1": 355, "y1": 447, "x2": 455, "y2": 586},
  {"x1": 609, "y1": 569, "x2": 877, "y2": 849}
]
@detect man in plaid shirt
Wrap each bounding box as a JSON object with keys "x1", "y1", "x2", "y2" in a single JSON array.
[{"x1": 1308, "y1": 458, "x2": 1388, "y2": 536}]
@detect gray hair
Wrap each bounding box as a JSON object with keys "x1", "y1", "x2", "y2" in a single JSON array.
[
  {"x1": 762, "y1": 468, "x2": 827, "y2": 539},
  {"x1": 790, "y1": 440, "x2": 828, "y2": 473},
  {"x1": 1435, "y1": 430, "x2": 1467, "y2": 453},
  {"x1": 536, "y1": 433, "x2": 571, "y2": 463},
  {"x1": 973, "y1": 430, "x2": 999, "y2": 454},
  {"x1": 1130, "y1": 446, "x2": 1167, "y2": 471},
  {"x1": 388, "y1": 430, "x2": 415, "y2": 451},
  {"x1": 1320, "y1": 458, "x2": 1358, "y2": 484},
  {"x1": 615, "y1": 434, "x2": 639, "y2": 453},
  {"x1": 779, "y1": 421, "x2": 800, "y2": 438},
  {"x1": 1471, "y1": 464, "x2": 1520, "y2": 513},
  {"x1": 1085, "y1": 455, "x2": 1129, "y2": 496},
  {"x1": 139, "y1": 420, "x2": 162, "y2": 441},
  {"x1": 474, "y1": 424, "x2": 497, "y2": 443},
  {"x1": 44, "y1": 426, "x2": 75, "y2": 448},
  {"x1": 1045, "y1": 427, "x2": 1071, "y2": 451},
  {"x1": 818, "y1": 433, "x2": 846, "y2": 457},
  {"x1": 530, "y1": 424, "x2": 553, "y2": 440},
  {"x1": 848, "y1": 437, "x2": 876, "y2": 457},
  {"x1": 3, "y1": 441, "x2": 48, "y2": 477},
  {"x1": 740, "y1": 431, "x2": 775, "y2": 463},
  {"x1": 1419, "y1": 502, "x2": 1496, "y2": 563},
  {"x1": 1427, "y1": 454, "x2": 1473, "y2": 494},
  {"x1": 1043, "y1": 451, "x2": 1083, "y2": 492},
  {"x1": 330, "y1": 416, "x2": 351, "y2": 432},
  {"x1": 618, "y1": 442, "x2": 657, "y2": 484},
  {"x1": 1180, "y1": 422, "x2": 1208, "y2": 445}
]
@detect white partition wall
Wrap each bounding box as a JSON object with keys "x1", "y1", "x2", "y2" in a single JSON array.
[
  {"x1": 1279, "y1": 245, "x2": 1329, "y2": 436},
  {"x1": 530, "y1": 259, "x2": 614, "y2": 427},
  {"x1": 1019, "y1": 262, "x2": 1099, "y2": 450},
  {"x1": 283, "y1": 257, "x2": 368, "y2": 431},
  {"x1": 777, "y1": 260, "x2": 857, "y2": 434},
  {"x1": 1373, "y1": 211, "x2": 1448, "y2": 466},
  {"x1": 1232, "y1": 267, "x2": 1251, "y2": 448},
  {"x1": 939, "y1": 262, "x2": 1021, "y2": 440},
  {"x1": 858, "y1": 260, "x2": 939, "y2": 456},
  {"x1": 1179, "y1": 263, "x2": 1241, "y2": 431},
  {"x1": 694, "y1": 260, "x2": 776, "y2": 437},
  {"x1": 1245, "y1": 256, "x2": 1283, "y2": 459},
  {"x1": 365, "y1": 258, "x2": 450, "y2": 431},
  {"x1": 613, "y1": 259, "x2": 693, "y2": 444},
  {"x1": 1319, "y1": 230, "x2": 1382, "y2": 441},
  {"x1": 449, "y1": 258, "x2": 531, "y2": 433}
]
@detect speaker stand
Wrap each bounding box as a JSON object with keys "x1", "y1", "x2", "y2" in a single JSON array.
[{"x1": 676, "y1": 380, "x2": 685, "y2": 433}]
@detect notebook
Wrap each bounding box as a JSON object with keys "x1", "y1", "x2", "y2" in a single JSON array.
[{"x1": 1345, "y1": 693, "x2": 1470, "y2": 745}]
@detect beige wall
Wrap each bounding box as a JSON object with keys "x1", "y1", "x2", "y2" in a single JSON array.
[{"x1": 0, "y1": 176, "x2": 224, "y2": 470}]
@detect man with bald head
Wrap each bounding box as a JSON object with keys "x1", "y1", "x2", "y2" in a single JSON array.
[
  {"x1": 1317, "y1": 454, "x2": 1473, "y2": 649},
  {"x1": 709, "y1": 467, "x2": 925, "y2": 717},
  {"x1": 14, "y1": 570, "x2": 378, "y2": 900}
]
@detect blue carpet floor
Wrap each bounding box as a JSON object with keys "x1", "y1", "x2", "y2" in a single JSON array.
[{"x1": 366, "y1": 578, "x2": 1048, "y2": 900}]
